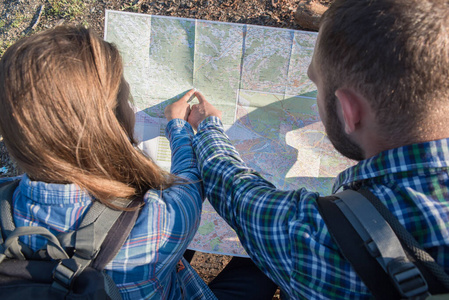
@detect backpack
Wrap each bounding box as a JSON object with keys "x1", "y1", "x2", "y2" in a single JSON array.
[
  {"x1": 317, "y1": 188, "x2": 449, "y2": 300},
  {"x1": 0, "y1": 179, "x2": 143, "y2": 299}
]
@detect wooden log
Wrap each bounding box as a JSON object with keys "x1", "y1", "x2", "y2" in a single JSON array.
[{"x1": 294, "y1": 0, "x2": 329, "y2": 31}]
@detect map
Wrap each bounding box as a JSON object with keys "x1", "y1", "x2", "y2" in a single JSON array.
[{"x1": 105, "y1": 11, "x2": 355, "y2": 256}]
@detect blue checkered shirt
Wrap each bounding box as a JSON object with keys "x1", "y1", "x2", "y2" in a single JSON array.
[
  {"x1": 193, "y1": 116, "x2": 449, "y2": 299},
  {"x1": 1, "y1": 119, "x2": 216, "y2": 300}
]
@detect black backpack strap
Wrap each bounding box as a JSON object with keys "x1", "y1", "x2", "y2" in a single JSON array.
[{"x1": 317, "y1": 190, "x2": 429, "y2": 299}]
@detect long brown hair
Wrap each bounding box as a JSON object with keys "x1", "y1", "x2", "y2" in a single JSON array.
[{"x1": 0, "y1": 26, "x2": 177, "y2": 208}]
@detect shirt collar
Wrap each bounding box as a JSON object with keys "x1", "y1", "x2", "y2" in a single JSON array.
[
  {"x1": 333, "y1": 138, "x2": 449, "y2": 193},
  {"x1": 20, "y1": 174, "x2": 92, "y2": 205}
]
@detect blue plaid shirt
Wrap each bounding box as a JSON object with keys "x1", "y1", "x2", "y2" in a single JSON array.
[
  {"x1": 193, "y1": 116, "x2": 449, "y2": 299},
  {"x1": 2, "y1": 119, "x2": 216, "y2": 300}
]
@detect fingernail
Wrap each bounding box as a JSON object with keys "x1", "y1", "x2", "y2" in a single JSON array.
[{"x1": 187, "y1": 92, "x2": 196, "y2": 103}]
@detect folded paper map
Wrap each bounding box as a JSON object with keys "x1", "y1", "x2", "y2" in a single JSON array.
[{"x1": 105, "y1": 11, "x2": 355, "y2": 256}]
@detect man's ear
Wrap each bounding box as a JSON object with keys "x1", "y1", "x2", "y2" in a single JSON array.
[{"x1": 335, "y1": 89, "x2": 363, "y2": 134}]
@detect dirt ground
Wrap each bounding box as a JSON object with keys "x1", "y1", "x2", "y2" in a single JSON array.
[{"x1": 0, "y1": 0, "x2": 332, "y2": 298}]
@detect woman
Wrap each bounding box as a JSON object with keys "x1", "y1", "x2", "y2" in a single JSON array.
[{"x1": 0, "y1": 26, "x2": 214, "y2": 299}]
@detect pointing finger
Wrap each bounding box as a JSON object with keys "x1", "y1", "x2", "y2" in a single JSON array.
[
  {"x1": 194, "y1": 90, "x2": 207, "y2": 104},
  {"x1": 180, "y1": 89, "x2": 196, "y2": 103}
]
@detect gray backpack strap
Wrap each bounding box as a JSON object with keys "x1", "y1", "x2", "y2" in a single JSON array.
[
  {"x1": 90, "y1": 198, "x2": 143, "y2": 270},
  {"x1": 52, "y1": 197, "x2": 143, "y2": 293},
  {"x1": 0, "y1": 180, "x2": 32, "y2": 257},
  {"x1": 357, "y1": 189, "x2": 449, "y2": 292},
  {"x1": 318, "y1": 189, "x2": 449, "y2": 299},
  {"x1": 62, "y1": 200, "x2": 124, "y2": 267},
  {"x1": 334, "y1": 190, "x2": 416, "y2": 271},
  {"x1": 0, "y1": 180, "x2": 21, "y2": 242},
  {"x1": 0, "y1": 227, "x2": 69, "y2": 263},
  {"x1": 56, "y1": 198, "x2": 139, "y2": 268},
  {"x1": 317, "y1": 189, "x2": 429, "y2": 299},
  {"x1": 0, "y1": 179, "x2": 72, "y2": 262},
  {"x1": 334, "y1": 189, "x2": 429, "y2": 298}
]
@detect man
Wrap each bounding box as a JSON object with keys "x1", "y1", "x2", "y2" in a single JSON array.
[{"x1": 165, "y1": 0, "x2": 449, "y2": 298}]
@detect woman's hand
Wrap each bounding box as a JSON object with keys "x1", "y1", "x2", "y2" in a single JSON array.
[
  {"x1": 188, "y1": 90, "x2": 222, "y2": 131},
  {"x1": 164, "y1": 89, "x2": 194, "y2": 121}
]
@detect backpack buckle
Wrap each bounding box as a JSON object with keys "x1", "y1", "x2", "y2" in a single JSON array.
[
  {"x1": 52, "y1": 259, "x2": 82, "y2": 291},
  {"x1": 387, "y1": 257, "x2": 428, "y2": 298}
]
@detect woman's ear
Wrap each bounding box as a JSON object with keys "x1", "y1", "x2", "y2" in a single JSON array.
[{"x1": 335, "y1": 88, "x2": 363, "y2": 135}]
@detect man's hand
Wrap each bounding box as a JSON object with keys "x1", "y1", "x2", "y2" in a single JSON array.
[
  {"x1": 164, "y1": 89, "x2": 194, "y2": 121},
  {"x1": 188, "y1": 90, "x2": 222, "y2": 130}
]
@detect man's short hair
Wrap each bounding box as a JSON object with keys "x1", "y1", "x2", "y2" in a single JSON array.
[{"x1": 318, "y1": 0, "x2": 449, "y2": 145}]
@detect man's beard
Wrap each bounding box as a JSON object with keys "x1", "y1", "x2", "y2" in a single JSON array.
[{"x1": 324, "y1": 94, "x2": 365, "y2": 161}]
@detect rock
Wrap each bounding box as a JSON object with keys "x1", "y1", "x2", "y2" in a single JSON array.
[{"x1": 294, "y1": 0, "x2": 328, "y2": 31}]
